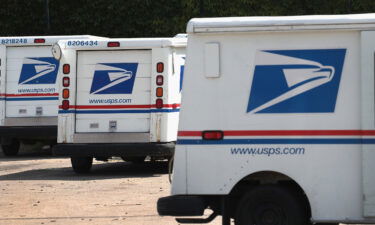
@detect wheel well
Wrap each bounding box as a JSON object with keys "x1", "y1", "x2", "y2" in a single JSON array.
[{"x1": 225, "y1": 171, "x2": 311, "y2": 219}]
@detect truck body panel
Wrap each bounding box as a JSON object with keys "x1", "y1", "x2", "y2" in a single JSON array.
[
  {"x1": 55, "y1": 37, "x2": 186, "y2": 158},
  {"x1": 167, "y1": 14, "x2": 375, "y2": 223},
  {"x1": 75, "y1": 50, "x2": 152, "y2": 133},
  {"x1": 0, "y1": 36, "x2": 104, "y2": 127},
  {"x1": 5, "y1": 46, "x2": 58, "y2": 119}
]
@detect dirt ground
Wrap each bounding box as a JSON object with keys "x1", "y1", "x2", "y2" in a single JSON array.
[
  {"x1": 0, "y1": 145, "x2": 366, "y2": 225},
  {"x1": 0, "y1": 146, "x2": 222, "y2": 225}
]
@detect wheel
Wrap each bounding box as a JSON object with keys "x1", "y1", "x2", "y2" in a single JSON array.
[
  {"x1": 235, "y1": 185, "x2": 308, "y2": 225},
  {"x1": 70, "y1": 157, "x2": 93, "y2": 173},
  {"x1": 2, "y1": 139, "x2": 20, "y2": 156},
  {"x1": 121, "y1": 156, "x2": 146, "y2": 163}
]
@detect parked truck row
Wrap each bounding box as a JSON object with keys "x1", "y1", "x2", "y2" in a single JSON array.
[
  {"x1": 0, "y1": 35, "x2": 186, "y2": 173},
  {"x1": 1, "y1": 13, "x2": 375, "y2": 225},
  {"x1": 0, "y1": 35, "x2": 102, "y2": 156}
]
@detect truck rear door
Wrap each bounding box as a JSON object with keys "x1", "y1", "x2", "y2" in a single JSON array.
[
  {"x1": 5, "y1": 46, "x2": 59, "y2": 118},
  {"x1": 75, "y1": 50, "x2": 151, "y2": 133}
]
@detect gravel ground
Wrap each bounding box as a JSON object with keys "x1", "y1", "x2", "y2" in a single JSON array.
[
  {"x1": 0, "y1": 146, "x2": 221, "y2": 225},
  {"x1": 0, "y1": 145, "x2": 368, "y2": 225}
]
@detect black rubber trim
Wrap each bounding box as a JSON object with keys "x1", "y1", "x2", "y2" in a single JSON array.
[
  {"x1": 53, "y1": 142, "x2": 175, "y2": 157},
  {"x1": 0, "y1": 126, "x2": 57, "y2": 139},
  {"x1": 157, "y1": 195, "x2": 206, "y2": 216}
]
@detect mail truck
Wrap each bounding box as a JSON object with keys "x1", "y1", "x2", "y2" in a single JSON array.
[
  {"x1": 0, "y1": 36, "x2": 103, "y2": 156},
  {"x1": 52, "y1": 37, "x2": 186, "y2": 173},
  {"x1": 158, "y1": 14, "x2": 375, "y2": 225}
]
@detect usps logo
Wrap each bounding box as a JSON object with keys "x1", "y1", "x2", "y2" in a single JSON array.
[
  {"x1": 18, "y1": 57, "x2": 59, "y2": 84},
  {"x1": 247, "y1": 49, "x2": 346, "y2": 114},
  {"x1": 90, "y1": 63, "x2": 138, "y2": 94}
]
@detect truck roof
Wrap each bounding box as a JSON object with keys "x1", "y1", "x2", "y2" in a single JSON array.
[
  {"x1": 58, "y1": 37, "x2": 187, "y2": 50},
  {"x1": 0, "y1": 35, "x2": 105, "y2": 46},
  {"x1": 187, "y1": 13, "x2": 375, "y2": 33}
]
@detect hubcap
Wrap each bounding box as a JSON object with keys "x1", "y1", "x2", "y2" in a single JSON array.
[{"x1": 252, "y1": 203, "x2": 286, "y2": 225}]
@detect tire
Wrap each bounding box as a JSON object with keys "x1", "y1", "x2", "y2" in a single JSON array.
[
  {"x1": 2, "y1": 139, "x2": 20, "y2": 156},
  {"x1": 121, "y1": 156, "x2": 146, "y2": 164},
  {"x1": 235, "y1": 185, "x2": 308, "y2": 225},
  {"x1": 70, "y1": 157, "x2": 93, "y2": 173}
]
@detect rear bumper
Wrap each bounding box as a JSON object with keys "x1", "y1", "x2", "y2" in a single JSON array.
[
  {"x1": 53, "y1": 142, "x2": 175, "y2": 157},
  {"x1": 157, "y1": 195, "x2": 206, "y2": 216},
  {"x1": 0, "y1": 126, "x2": 57, "y2": 139}
]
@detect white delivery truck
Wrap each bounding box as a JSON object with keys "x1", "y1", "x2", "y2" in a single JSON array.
[
  {"x1": 0, "y1": 36, "x2": 103, "y2": 156},
  {"x1": 52, "y1": 37, "x2": 186, "y2": 173},
  {"x1": 158, "y1": 14, "x2": 375, "y2": 225}
]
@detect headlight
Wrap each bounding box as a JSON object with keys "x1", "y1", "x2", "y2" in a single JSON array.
[{"x1": 51, "y1": 43, "x2": 62, "y2": 60}]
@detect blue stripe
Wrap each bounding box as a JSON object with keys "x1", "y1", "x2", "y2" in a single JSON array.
[
  {"x1": 58, "y1": 109, "x2": 180, "y2": 114},
  {"x1": 59, "y1": 110, "x2": 75, "y2": 114},
  {"x1": 5, "y1": 97, "x2": 58, "y2": 101},
  {"x1": 177, "y1": 138, "x2": 375, "y2": 145}
]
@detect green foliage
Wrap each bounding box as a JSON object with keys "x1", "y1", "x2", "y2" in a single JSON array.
[{"x1": 0, "y1": 0, "x2": 374, "y2": 37}]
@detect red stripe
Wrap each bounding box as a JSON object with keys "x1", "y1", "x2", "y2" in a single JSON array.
[
  {"x1": 0, "y1": 93, "x2": 58, "y2": 97},
  {"x1": 59, "y1": 103, "x2": 181, "y2": 110},
  {"x1": 178, "y1": 130, "x2": 375, "y2": 136}
]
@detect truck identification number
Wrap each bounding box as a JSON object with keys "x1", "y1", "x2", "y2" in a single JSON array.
[
  {"x1": 1, "y1": 38, "x2": 28, "y2": 44},
  {"x1": 67, "y1": 40, "x2": 98, "y2": 46}
]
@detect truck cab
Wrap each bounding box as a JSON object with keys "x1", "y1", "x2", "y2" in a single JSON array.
[{"x1": 158, "y1": 14, "x2": 375, "y2": 225}]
